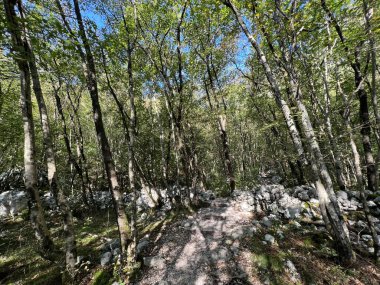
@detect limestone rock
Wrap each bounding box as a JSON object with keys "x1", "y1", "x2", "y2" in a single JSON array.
[
  {"x1": 100, "y1": 251, "x2": 112, "y2": 266},
  {"x1": 144, "y1": 256, "x2": 166, "y2": 269}
]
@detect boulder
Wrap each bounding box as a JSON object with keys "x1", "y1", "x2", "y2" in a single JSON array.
[
  {"x1": 264, "y1": 234, "x2": 275, "y2": 244},
  {"x1": 261, "y1": 217, "x2": 272, "y2": 228},
  {"x1": 240, "y1": 201, "x2": 255, "y2": 212},
  {"x1": 143, "y1": 256, "x2": 166, "y2": 269},
  {"x1": 297, "y1": 191, "x2": 310, "y2": 202},
  {"x1": 100, "y1": 251, "x2": 112, "y2": 266},
  {"x1": 210, "y1": 247, "x2": 230, "y2": 261},
  {"x1": 271, "y1": 175, "x2": 282, "y2": 184},
  {"x1": 41, "y1": 192, "x2": 56, "y2": 209},
  {"x1": 285, "y1": 259, "x2": 301, "y2": 283},
  {"x1": 278, "y1": 193, "x2": 302, "y2": 219},
  {"x1": 336, "y1": 190, "x2": 348, "y2": 201},
  {"x1": 0, "y1": 190, "x2": 28, "y2": 217},
  {"x1": 367, "y1": 200, "x2": 377, "y2": 208}
]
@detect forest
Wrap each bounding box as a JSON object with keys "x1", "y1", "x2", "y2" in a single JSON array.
[{"x1": 0, "y1": 0, "x2": 380, "y2": 284}]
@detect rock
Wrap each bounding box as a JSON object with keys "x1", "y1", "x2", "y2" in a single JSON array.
[
  {"x1": 100, "y1": 252, "x2": 112, "y2": 266},
  {"x1": 41, "y1": 192, "x2": 56, "y2": 209},
  {"x1": 292, "y1": 221, "x2": 302, "y2": 228},
  {"x1": 374, "y1": 196, "x2": 380, "y2": 205},
  {"x1": 137, "y1": 239, "x2": 150, "y2": 254},
  {"x1": 261, "y1": 217, "x2": 272, "y2": 228},
  {"x1": 276, "y1": 230, "x2": 284, "y2": 239},
  {"x1": 112, "y1": 248, "x2": 121, "y2": 257},
  {"x1": 336, "y1": 191, "x2": 348, "y2": 201},
  {"x1": 271, "y1": 175, "x2": 282, "y2": 184},
  {"x1": 361, "y1": 234, "x2": 372, "y2": 242},
  {"x1": 240, "y1": 201, "x2": 255, "y2": 212},
  {"x1": 285, "y1": 259, "x2": 301, "y2": 282},
  {"x1": 109, "y1": 239, "x2": 121, "y2": 250},
  {"x1": 252, "y1": 220, "x2": 260, "y2": 227},
  {"x1": 298, "y1": 191, "x2": 310, "y2": 202},
  {"x1": 367, "y1": 200, "x2": 377, "y2": 207},
  {"x1": 143, "y1": 256, "x2": 166, "y2": 269},
  {"x1": 356, "y1": 220, "x2": 367, "y2": 229},
  {"x1": 0, "y1": 190, "x2": 28, "y2": 217},
  {"x1": 76, "y1": 256, "x2": 84, "y2": 265},
  {"x1": 347, "y1": 190, "x2": 360, "y2": 199},
  {"x1": 278, "y1": 194, "x2": 302, "y2": 216},
  {"x1": 309, "y1": 198, "x2": 319, "y2": 205},
  {"x1": 140, "y1": 212, "x2": 148, "y2": 220},
  {"x1": 210, "y1": 247, "x2": 230, "y2": 261},
  {"x1": 284, "y1": 207, "x2": 301, "y2": 219},
  {"x1": 155, "y1": 281, "x2": 171, "y2": 285},
  {"x1": 264, "y1": 234, "x2": 275, "y2": 244},
  {"x1": 231, "y1": 228, "x2": 246, "y2": 239}
]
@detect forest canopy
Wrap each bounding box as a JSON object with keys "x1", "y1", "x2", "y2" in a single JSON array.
[{"x1": 0, "y1": 0, "x2": 380, "y2": 284}]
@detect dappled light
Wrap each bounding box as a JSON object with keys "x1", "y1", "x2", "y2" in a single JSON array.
[{"x1": 1, "y1": 0, "x2": 380, "y2": 284}]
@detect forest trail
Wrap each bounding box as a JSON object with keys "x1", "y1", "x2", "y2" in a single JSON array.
[{"x1": 136, "y1": 198, "x2": 260, "y2": 285}]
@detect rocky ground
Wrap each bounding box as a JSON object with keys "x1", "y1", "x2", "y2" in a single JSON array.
[
  {"x1": 2, "y1": 179, "x2": 380, "y2": 284},
  {"x1": 136, "y1": 198, "x2": 257, "y2": 285},
  {"x1": 132, "y1": 185, "x2": 380, "y2": 285}
]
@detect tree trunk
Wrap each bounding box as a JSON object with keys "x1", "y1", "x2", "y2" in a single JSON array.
[
  {"x1": 295, "y1": 93, "x2": 355, "y2": 264},
  {"x1": 225, "y1": 0, "x2": 355, "y2": 264},
  {"x1": 321, "y1": 0, "x2": 377, "y2": 192},
  {"x1": 321, "y1": 52, "x2": 346, "y2": 190},
  {"x1": 66, "y1": 87, "x2": 95, "y2": 205},
  {"x1": 125, "y1": 24, "x2": 138, "y2": 265},
  {"x1": 203, "y1": 78, "x2": 235, "y2": 192},
  {"x1": 222, "y1": 0, "x2": 306, "y2": 165},
  {"x1": 16, "y1": 2, "x2": 78, "y2": 268},
  {"x1": 52, "y1": 81, "x2": 88, "y2": 206},
  {"x1": 338, "y1": 73, "x2": 380, "y2": 262},
  {"x1": 71, "y1": 0, "x2": 131, "y2": 263},
  {"x1": 3, "y1": 0, "x2": 54, "y2": 258}
]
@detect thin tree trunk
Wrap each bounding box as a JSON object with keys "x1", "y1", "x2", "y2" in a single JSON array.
[
  {"x1": 222, "y1": 0, "x2": 306, "y2": 165},
  {"x1": 3, "y1": 0, "x2": 54, "y2": 258},
  {"x1": 66, "y1": 87, "x2": 95, "y2": 205},
  {"x1": 321, "y1": 50, "x2": 346, "y2": 189},
  {"x1": 17, "y1": 2, "x2": 77, "y2": 268},
  {"x1": 224, "y1": 0, "x2": 355, "y2": 264},
  {"x1": 70, "y1": 0, "x2": 132, "y2": 263},
  {"x1": 338, "y1": 72, "x2": 380, "y2": 262},
  {"x1": 321, "y1": 0, "x2": 377, "y2": 192},
  {"x1": 363, "y1": 0, "x2": 380, "y2": 194},
  {"x1": 52, "y1": 81, "x2": 88, "y2": 206},
  {"x1": 124, "y1": 15, "x2": 138, "y2": 264},
  {"x1": 203, "y1": 79, "x2": 235, "y2": 192}
]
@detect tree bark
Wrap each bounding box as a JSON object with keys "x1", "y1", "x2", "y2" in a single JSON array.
[
  {"x1": 337, "y1": 72, "x2": 380, "y2": 262},
  {"x1": 71, "y1": 0, "x2": 132, "y2": 263},
  {"x1": 222, "y1": 0, "x2": 306, "y2": 165},
  {"x1": 16, "y1": 1, "x2": 78, "y2": 269},
  {"x1": 224, "y1": 0, "x2": 355, "y2": 264},
  {"x1": 3, "y1": 0, "x2": 54, "y2": 258},
  {"x1": 321, "y1": 0, "x2": 377, "y2": 192},
  {"x1": 52, "y1": 80, "x2": 88, "y2": 206}
]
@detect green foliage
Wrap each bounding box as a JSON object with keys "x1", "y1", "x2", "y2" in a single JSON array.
[{"x1": 91, "y1": 269, "x2": 113, "y2": 285}]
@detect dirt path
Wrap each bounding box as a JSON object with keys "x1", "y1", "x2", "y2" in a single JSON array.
[{"x1": 136, "y1": 198, "x2": 261, "y2": 285}]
